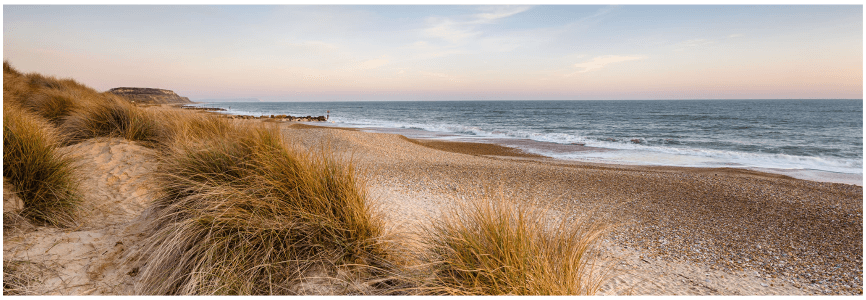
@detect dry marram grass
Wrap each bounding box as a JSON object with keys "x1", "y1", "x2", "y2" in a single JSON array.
[
  {"x1": 135, "y1": 117, "x2": 406, "y2": 295},
  {"x1": 3, "y1": 102, "x2": 79, "y2": 226},
  {"x1": 3, "y1": 260, "x2": 45, "y2": 295},
  {"x1": 421, "y1": 191, "x2": 613, "y2": 295},
  {"x1": 61, "y1": 94, "x2": 164, "y2": 145}
]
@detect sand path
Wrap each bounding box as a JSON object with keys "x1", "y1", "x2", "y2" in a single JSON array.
[{"x1": 3, "y1": 138, "x2": 156, "y2": 295}]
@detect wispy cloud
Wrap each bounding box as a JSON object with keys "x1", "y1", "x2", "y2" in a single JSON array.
[
  {"x1": 469, "y1": 6, "x2": 532, "y2": 24},
  {"x1": 425, "y1": 19, "x2": 480, "y2": 43},
  {"x1": 584, "y1": 5, "x2": 620, "y2": 20},
  {"x1": 569, "y1": 55, "x2": 646, "y2": 75},
  {"x1": 557, "y1": 5, "x2": 620, "y2": 33},
  {"x1": 423, "y1": 6, "x2": 532, "y2": 44}
]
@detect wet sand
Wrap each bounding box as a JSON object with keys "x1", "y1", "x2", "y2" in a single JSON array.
[
  {"x1": 400, "y1": 136, "x2": 545, "y2": 158},
  {"x1": 283, "y1": 123, "x2": 863, "y2": 295}
]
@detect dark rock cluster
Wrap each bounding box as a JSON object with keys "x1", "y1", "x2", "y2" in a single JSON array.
[{"x1": 225, "y1": 114, "x2": 327, "y2": 122}]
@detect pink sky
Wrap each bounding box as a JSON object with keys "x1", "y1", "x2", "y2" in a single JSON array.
[{"x1": 4, "y1": 5, "x2": 862, "y2": 101}]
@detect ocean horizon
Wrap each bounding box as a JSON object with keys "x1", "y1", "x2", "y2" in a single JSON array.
[{"x1": 191, "y1": 99, "x2": 863, "y2": 185}]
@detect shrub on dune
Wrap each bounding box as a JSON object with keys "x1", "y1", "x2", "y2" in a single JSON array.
[
  {"x1": 61, "y1": 94, "x2": 163, "y2": 145},
  {"x1": 422, "y1": 193, "x2": 612, "y2": 295},
  {"x1": 158, "y1": 110, "x2": 236, "y2": 146},
  {"x1": 136, "y1": 122, "x2": 401, "y2": 295},
  {"x1": 3, "y1": 103, "x2": 79, "y2": 226},
  {"x1": 26, "y1": 89, "x2": 82, "y2": 125}
]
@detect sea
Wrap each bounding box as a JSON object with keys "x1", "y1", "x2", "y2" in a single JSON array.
[{"x1": 189, "y1": 100, "x2": 863, "y2": 185}]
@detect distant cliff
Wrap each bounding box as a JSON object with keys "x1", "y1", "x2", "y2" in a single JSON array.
[{"x1": 107, "y1": 87, "x2": 192, "y2": 104}]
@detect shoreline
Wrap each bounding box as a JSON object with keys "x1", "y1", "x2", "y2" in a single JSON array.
[{"x1": 296, "y1": 122, "x2": 863, "y2": 187}]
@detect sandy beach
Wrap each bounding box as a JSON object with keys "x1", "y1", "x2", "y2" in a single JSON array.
[
  {"x1": 6, "y1": 5, "x2": 862, "y2": 296},
  {"x1": 281, "y1": 122, "x2": 863, "y2": 295},
  {"x1": 3, "y1": 112, "x2": 862, "y2": 295}
]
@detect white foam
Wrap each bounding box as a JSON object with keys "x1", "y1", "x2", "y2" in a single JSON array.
[
  {"x1": 325, "y1": 119, "x2": 863, "y2": 176},
  {"x1": 531, "y1": 148, "x2": 861, "y2": 174}
]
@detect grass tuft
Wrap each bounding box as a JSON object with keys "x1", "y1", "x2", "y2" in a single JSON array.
[
  {"x1": 159, "y1": 110, "x2": 236, "y2": 145},
  {"x1": 3, "y1": 103, "x2": 79, "y2": 226},
  {"x1": 422, "y1": 191, "x2": 612, "y2": 295},
  {"x1": 25, "y1": 72, "x2": 68, "y2": 91},
  {"x1": 61, "y1": 94, "x2": 164, "y2": 145},
  {"x1": 136, "y1": 120, "x2": 402, "y2": 295},
  {"x1": 26, "y1": 89, "x2": 82, "y2": 125}
]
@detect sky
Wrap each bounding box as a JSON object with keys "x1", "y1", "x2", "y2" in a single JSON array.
[{"x1": 3, "y1": 5, "x2": 863, "y2": 101}]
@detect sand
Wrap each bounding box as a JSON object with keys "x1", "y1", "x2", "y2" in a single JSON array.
[
  {"x1": 3, "y1": 119, "x2": 861, "y2": 295},
  {"x1": 3, "y1": 138, "x2": 155, "y2": 295}
]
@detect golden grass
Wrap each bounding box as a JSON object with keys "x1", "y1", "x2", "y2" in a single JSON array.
[
  {"x1": 3, "y1": 62, "x2": 34, "y2": 107},
  {"x1": 3, "y1": 60, "x2": 22, "y2": 76},
  {"x1": 421, "y1": 191, "x2": 613, "y2": 295},
  {"x1": 158, "y1": 109, "x2": 236, "y2": 144},
  {"x1": 3, "y1": 103, "x2": 79, "y2": 226},
  {"x1": 135, "y1": 117, "x2": 405, "y2": 295},
  {"x1": 61, "y1": 94, "x2": 164, "y2": 145},
  {"x1": 26, "y1": 89, "x2": 82, "y2": 125},
  {"x1": 4, "y1": 61, "x2": 164, "y2": 146}
]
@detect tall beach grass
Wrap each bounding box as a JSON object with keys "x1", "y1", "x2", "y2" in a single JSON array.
[
  {"x1": 26, "y1": 89, "x2": 82, "y2": 125},
  {"x1": 61, "y1": 94, "x2": 164, "y2": 145},
  {"x1": 4, "y1": 62, "x2": 31, "y2": 106},
  {"x1": 135, "y1": 118, "x2": 404, "y2": 295},
  {"x1": 421, "y1": 191, "x2": 613, "y2": 295},
  {"x1": 3, "y1": 103, "x2": 79, "y2": 226}
]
